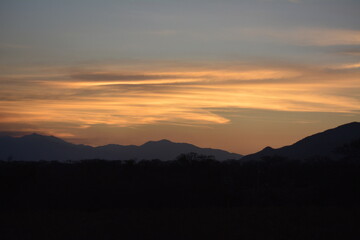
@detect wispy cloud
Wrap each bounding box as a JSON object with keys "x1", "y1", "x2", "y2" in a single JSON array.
[
  {"x1": 0, "y1": 43, "x2": 31, "y2": 49},
  {"x1": 338, "y1": 49, "x2": 360, "y2": 56},
  {"x1": 241, "y1": 28, "x2": 360, "y2": 46},
  {"x1": 330, "y1": 62, "x2": 360, "y2": 70},
  {"x1": 0, "y1": 60, "x2": 359, "y2": 137}
]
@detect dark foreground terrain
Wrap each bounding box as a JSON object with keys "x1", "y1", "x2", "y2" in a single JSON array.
[{"x1": 1, "y1": 153, "x2": 360, "y2": 239}]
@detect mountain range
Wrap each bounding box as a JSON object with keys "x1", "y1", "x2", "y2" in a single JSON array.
[
  {"x1": 0, "y1": 122, "x2": 359, "y2": 161},
  {"x1": 0, "y1": 134, "x2": 241, "y2": 161},
  {"x1": 242, "y1": 122, "x2": 360, "y2": 161}
]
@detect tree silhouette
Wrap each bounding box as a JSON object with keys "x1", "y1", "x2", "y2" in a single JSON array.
[{"x1": 1, "y1": 154, "x2": 360, "y2": 239}]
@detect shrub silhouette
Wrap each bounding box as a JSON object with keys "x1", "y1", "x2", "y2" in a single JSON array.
[{"x1": 1, "y1": 153, "x2": 360, "y2": 240}]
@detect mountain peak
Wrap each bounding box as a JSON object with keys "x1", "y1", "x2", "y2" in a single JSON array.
[
  {"x1": 157, "y1": 139, "x2": 173, "y2": 143},
  {"x1": 27, "y1": 133, "x2": 43, "y2": 137},
  {"x1": 243, "y1": 122, "x2": 360, "y2": 161},
  {"x1": 262, "y1": 146, "x2": 274, "y2": 151},
  {"x1": 337, "y1": 121, "x2": 359, "y2": 129},
  {"x1": 21, "y1": 133, "x2": 68, "y2": 144},
  {"x1": 21, "y1": 133, "x2": 46, "y2": 139},
  {"x1": 142, "y1": 139, "x2": 174, "y2": 146},
  {"x1": 0, "y1": 135, "x2": 241, "y2": 161}
]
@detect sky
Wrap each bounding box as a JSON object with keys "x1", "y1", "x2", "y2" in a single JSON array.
[{"x1": 0, "y1": 0, "x2": 359, "y2": 154}]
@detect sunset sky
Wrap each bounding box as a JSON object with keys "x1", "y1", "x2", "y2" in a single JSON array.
[{"x1": 1, "y1": 0, "x2": 359, "y2": 154}]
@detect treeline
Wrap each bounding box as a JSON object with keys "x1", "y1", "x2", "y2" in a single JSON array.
[
  {"x1": 1, "y1": 154, "x2": 360, "y2": 240},
  {"x1": 1, "y1": 153, "x2": 360, "y2": 210}
]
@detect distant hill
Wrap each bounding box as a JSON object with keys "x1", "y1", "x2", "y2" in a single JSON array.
[
  {"x1": 242, "y1": 122, "x2": 360, "y2": 161},
  {"x1": 0, "y1": 134, "x2": 242, "y2": 161}
]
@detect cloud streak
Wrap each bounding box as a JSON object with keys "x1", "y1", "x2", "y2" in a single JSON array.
[
  {"x1": 240, "y1": 28, "x2": 360, "y2": 46},
  {"x1": 0, "y1": 60, "x2": 359, "y2": 139}
]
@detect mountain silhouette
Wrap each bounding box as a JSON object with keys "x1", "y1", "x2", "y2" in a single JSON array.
[
  {"x1": 0, "y1": 134, "x2": 242, "y2": 161},
  {"x1": 242, "y1": 122, "x2": 360, "y2": 161}
]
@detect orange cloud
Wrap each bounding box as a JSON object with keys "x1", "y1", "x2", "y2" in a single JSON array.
[
  {"x1": 0, "y1": 61, "x2": 359, "y2": 132},
  {"x1": 332, "y1": 62, "x2": 360, "y2": 70}
]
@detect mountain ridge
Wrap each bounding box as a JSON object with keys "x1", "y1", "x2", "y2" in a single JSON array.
[
  {"x1": 242, "y1": 122, "x2": 360, "y2": 161},
  {"x1": 0, "y1": 134, "x2": 242, "y2": 161},
  {"x1": 1, "y1": 122, "x2": 359, "y2": 161}
]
